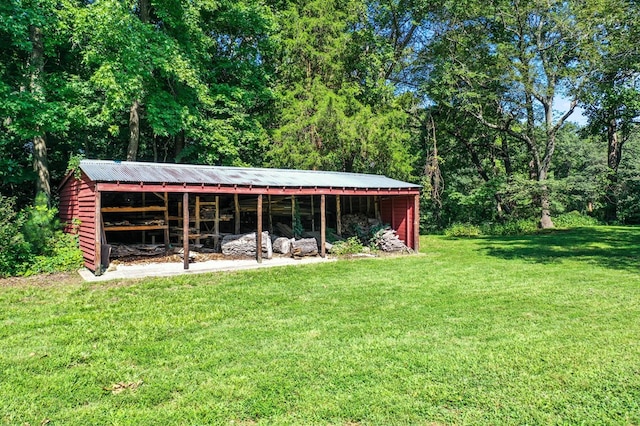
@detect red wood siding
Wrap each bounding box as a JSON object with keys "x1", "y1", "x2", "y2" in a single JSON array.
[
  {"x1": 58, "y1": 176, "x2": 79, "y2": 233},
  {"x1": 60, "y1": 172, "x2": 97, "y2": 271},
  {"x1": 380, "y1": 195, "x2": 416, "y2": 249}
]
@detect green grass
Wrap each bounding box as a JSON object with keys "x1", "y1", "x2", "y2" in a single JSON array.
[{"x1": 1, "y1": 226, "x2": 639, "y2": 425}]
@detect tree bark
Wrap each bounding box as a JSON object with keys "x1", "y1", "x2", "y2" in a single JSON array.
[
  {"x1": 127, "y1": 99, "x2": 140, "y2": 161},
  {"x1": 29, "y1": 25, "x2": 50, "y2": 200},
  {"x1": 605, "y1": 117, "x2": 622, "y2": 222}
]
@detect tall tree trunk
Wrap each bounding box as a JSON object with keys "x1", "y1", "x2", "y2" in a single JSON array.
[
  {"x1": 127, "y1": 0, "x2": 150, "y2": 162},
  {"x1": 174, "y1": 130, "x2": 184, "y2": 162},
  {"x1": 127, "y1": 99, "x2": 140, "y2": 161},
  {"x1": 539, "y1": 183, "x2": 553, "y2": 229},
  {"x1": 29, "y1": 25, "x2": 50, "y2": 200},
  {"x1": 604, "y1": 117, "x2": 622, "y2": 222}
]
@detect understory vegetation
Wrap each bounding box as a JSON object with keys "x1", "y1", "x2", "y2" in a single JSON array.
[
  {"x1": 0, "y1": 194, "x2": 83, "y2": 278},
  {"x1": 1, "y1": 227, "x2": 639, "y2": 424}
]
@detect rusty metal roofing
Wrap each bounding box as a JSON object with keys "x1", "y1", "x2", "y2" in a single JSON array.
[{"x1": 79, "y1": 160, "x2": 420, "y2": 189}]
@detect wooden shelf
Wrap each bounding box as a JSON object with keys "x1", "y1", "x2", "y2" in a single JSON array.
[
  {"x1": 104, "y1": 225, "x2": 169, "y2": 232},
  {"x1": 102, "y1": 206, "x2": 167, "y2": 213}
]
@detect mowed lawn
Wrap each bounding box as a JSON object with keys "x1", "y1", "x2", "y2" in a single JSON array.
[{"x1": 1, "y1": 227, "x2": 639, "y2": 425}]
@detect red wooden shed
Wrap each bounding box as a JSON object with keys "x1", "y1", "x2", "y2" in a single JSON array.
[{"x1": 59, "y1": 160, "x2": 421, "y2": 275}]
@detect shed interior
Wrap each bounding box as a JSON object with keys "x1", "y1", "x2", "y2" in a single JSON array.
[{"x1": 99, "y1": 191, "x2": 392, "y2": 259}]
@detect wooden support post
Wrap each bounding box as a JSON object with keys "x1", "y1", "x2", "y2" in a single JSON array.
[
  {"x1": 195, "y1": 195, "x2": 201, "y2": 244},
  {"x1": 359, "y1": 196, "x2": 363, "y2": 213},
  {"x1": 349, "y1": 196, "x2": 353, "y2": 214},
  {"x1": 375, "y1": 196, "x2": 381, "y2": 221},
  {"x1": 257, "y1": 194, "x2": 263, "y2": 264},
  {"x1": 311, "y1": 195, "x2": 315, "y2": 232},
  {"x1": 95, "y1": 191, "x2": 102, "y2": 275},
  {"x1": 268, "y1": 195, "x2": 273, "y2": 234},
  {"x1": 183, "y1": 192, "x2": 189, "y2": 270},
  {"x1": 141, "y1": 192, "x2": 146, "y2": 244},
  {"x1": 367, "y1": 197, "x2": 371, "y2": 216},
  {"x1": 291, "y1": 195, "x2": 295, "y2": 234},
  {"x1": 164, "y1": 192, "x2": 170, "y2": 252},
  {"x1": 320, "y1": 194, "x2": 326, "y2": 258},
  {"x1": 414, "y1": 194, "x2": 420, "y2": 252},
  {"x1": 234, "y1": 193, "x2": 240, "y2": 234},
  {"x1": 336, "y1": 195, "x2": 342, "y2": 236},
  {"x1": 215, "y1": 195, "x2": 220, "y2": 236}
]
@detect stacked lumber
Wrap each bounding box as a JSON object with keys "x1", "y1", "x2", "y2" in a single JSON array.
[
  {"x1": 274, "y1": 222, "x2": 294, "y2": 238},
  {"x1": 110, "y1": 243, "x2": 166, "y2": 258},
  {"x1": 221, "y1": 232, "x2": 273, "y2": 259},
  {"x1": 371, "y1": 228, "x2": 410, "y2": 253}
]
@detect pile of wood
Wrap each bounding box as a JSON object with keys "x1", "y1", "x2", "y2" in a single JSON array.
[
  {"x1": 370, "y1": 228, "x2": 410, "y2": 253},
  {"x1": 274, "y1": 222, "x2": 294, "y2": 238},
  {"x1": 109, "y1": 243, "x2": 167, "y2": 258},
  {"x1": 221, "y1": 232, "x2": 272, "y2": 259},
  {"x1": 291, "y1": 238, "x2": 318, "y2": 257}
]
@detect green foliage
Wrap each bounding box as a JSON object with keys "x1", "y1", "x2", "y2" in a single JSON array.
[
  {"x1": 443, "y1": 223, "x2": 481, "y2": 238},
  {"x1": 480, "y1": 219, "x2": 539, "y2": 236},
  {"x1": 330, "y1": 236, "x2": 365, "y2": 255},
  {"x1": 0, "y1": 193, "x2": 83, "y2": 277},
  {"x1": 21, "y1": 232, "x2": 84, "y2": 276},
  {"x1": 21, "y1": 193, "x2": 61, "y2": 255},
  {"x1": 0, "y1": 196, "x2": 31, "y2": 277},
  {"x1": 553, "y1": 211, "x2": 600, "y2": 228}
]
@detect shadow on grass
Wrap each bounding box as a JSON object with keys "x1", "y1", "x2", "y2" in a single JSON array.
[{"x1": 479, "y1": 226, "x2": 640, "y2": 272}]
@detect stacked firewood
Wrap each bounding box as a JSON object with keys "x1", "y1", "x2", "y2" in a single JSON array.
[{"x1": 369, "y1": 228, "x2": 410, "y2": 253}]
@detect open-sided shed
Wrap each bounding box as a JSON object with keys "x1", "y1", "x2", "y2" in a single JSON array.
[{"x1": 59, "y1": 160, "x2": 421, "y2": 275}]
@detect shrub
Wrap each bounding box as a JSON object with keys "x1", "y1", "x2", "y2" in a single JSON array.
[
  {"x1": 21, "y1": 232, "x2": 83, "y2": 276},
  {"x1": 331, "y1": 236, "x2": 365, "y2": 255},
  {"x1": 0, "y1": 196, "x2": 31, "y2": 277},
  {"x1": 481, "y1": 219, "x2": 538, "y2": 236},
  {"x1": 0, "y1": 193, "x2": 83, "y2": 277},
  {"x1": 444, "y1": 223, "x2": 481, "y2": 238},
  {"x1": 553, "y1": 211, "x2": 600, "y2": 228}
]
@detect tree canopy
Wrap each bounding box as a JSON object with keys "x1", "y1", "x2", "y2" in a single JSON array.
[{"x1": 1, "y1": 0, "x2": 639, "y2": 226}]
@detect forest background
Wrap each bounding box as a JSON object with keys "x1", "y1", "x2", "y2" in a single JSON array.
[{"x1": 1, "y1": 0, "x2": 639, "y2": 245}]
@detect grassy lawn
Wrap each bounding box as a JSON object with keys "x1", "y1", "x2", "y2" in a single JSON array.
[{"x1": 1, "y1": 226, "x2": 639, "y2": 425}]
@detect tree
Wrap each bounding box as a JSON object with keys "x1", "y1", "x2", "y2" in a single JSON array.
[
  {"x1": 424, "y1": 0, "x2": 591, "y2": 227},
  {"x1": 579, "y1": 0, "x2": 640, "y2": 221}
]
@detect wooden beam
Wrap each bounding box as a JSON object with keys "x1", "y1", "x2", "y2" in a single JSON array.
[
  {"x1": 268, "y1": 194, "x2": 273, "y2": 234},
  {"x1": 183, "y1": 192, "x2": 189, "y2": 270},
  {"x1": 311, "y1": 195, "x2": 315, "y2": 232},
  {"x1": 195, "y1": 195, "x2": 201, "y2": 244},
  {"x1": 215, "y1": 195, "x2": 220, "y2": 237},
  {"x1": 163, "y1": 192, "x2": 170, "y2": 253},
  {"x1": 291, "y1": 195, "x2": 295, "y2": 235},
  {"x1": 320, "y1": 194, "x2": 326, "y2": 258},
  {"x1": 413, "y1": 194, "x2": 420, "y2": 252},
  {"x1": 96, "y1": 182, "x2": 420, "y2": 197},
  {"x1": 234, "y1": 193, "x2": 240, "y2": 234},
  {"x1": 257, "y1": 194, "x2": 263, "y2": 263},
  {"x1": 94, "y1": 191, "x2": 102, "y2": 275},
  {"x1": 336, "y1": 195, "x2": 342, "y2": 236}
]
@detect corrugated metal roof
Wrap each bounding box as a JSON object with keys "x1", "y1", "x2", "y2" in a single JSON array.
[{"x1": 79, "y1": 160, "x2": 420, "y2": 189}]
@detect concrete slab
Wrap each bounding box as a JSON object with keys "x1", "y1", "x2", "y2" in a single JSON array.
[{"x1": 78, "y1": 256, "x2": 336, "y2": 282}]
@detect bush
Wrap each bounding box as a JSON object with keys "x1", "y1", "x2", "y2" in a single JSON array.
[
  {"x1": 481, "y1": 219, "x2": 538, "y2": 236},
  {"x1": 21, "y1": 232, "x2": 83, "y2": 276},
  {"x1": 331, "y1": 236, "x2": 365, "y2": 255},
  {"x1": 0, "y1": 196, "x2": 31, "y2": 277},
  {"x1": 553, "y1": 211, "x2": 600, "y2": 228},
  {"x1": 0, "y1": 193, "x2": 83, "y2": 277},
  {"x1": 444, "y1": 223, "x2": 482, "y2": 238}
]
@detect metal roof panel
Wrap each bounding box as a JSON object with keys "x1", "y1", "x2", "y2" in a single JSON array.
[{"x1": 79, "y1": 160, "x2": 420, "y2": 189}]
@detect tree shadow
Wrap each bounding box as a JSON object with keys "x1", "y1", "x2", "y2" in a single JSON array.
[{"x1": 479, "y1": 227, "x2": 640, "y2": 273}]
